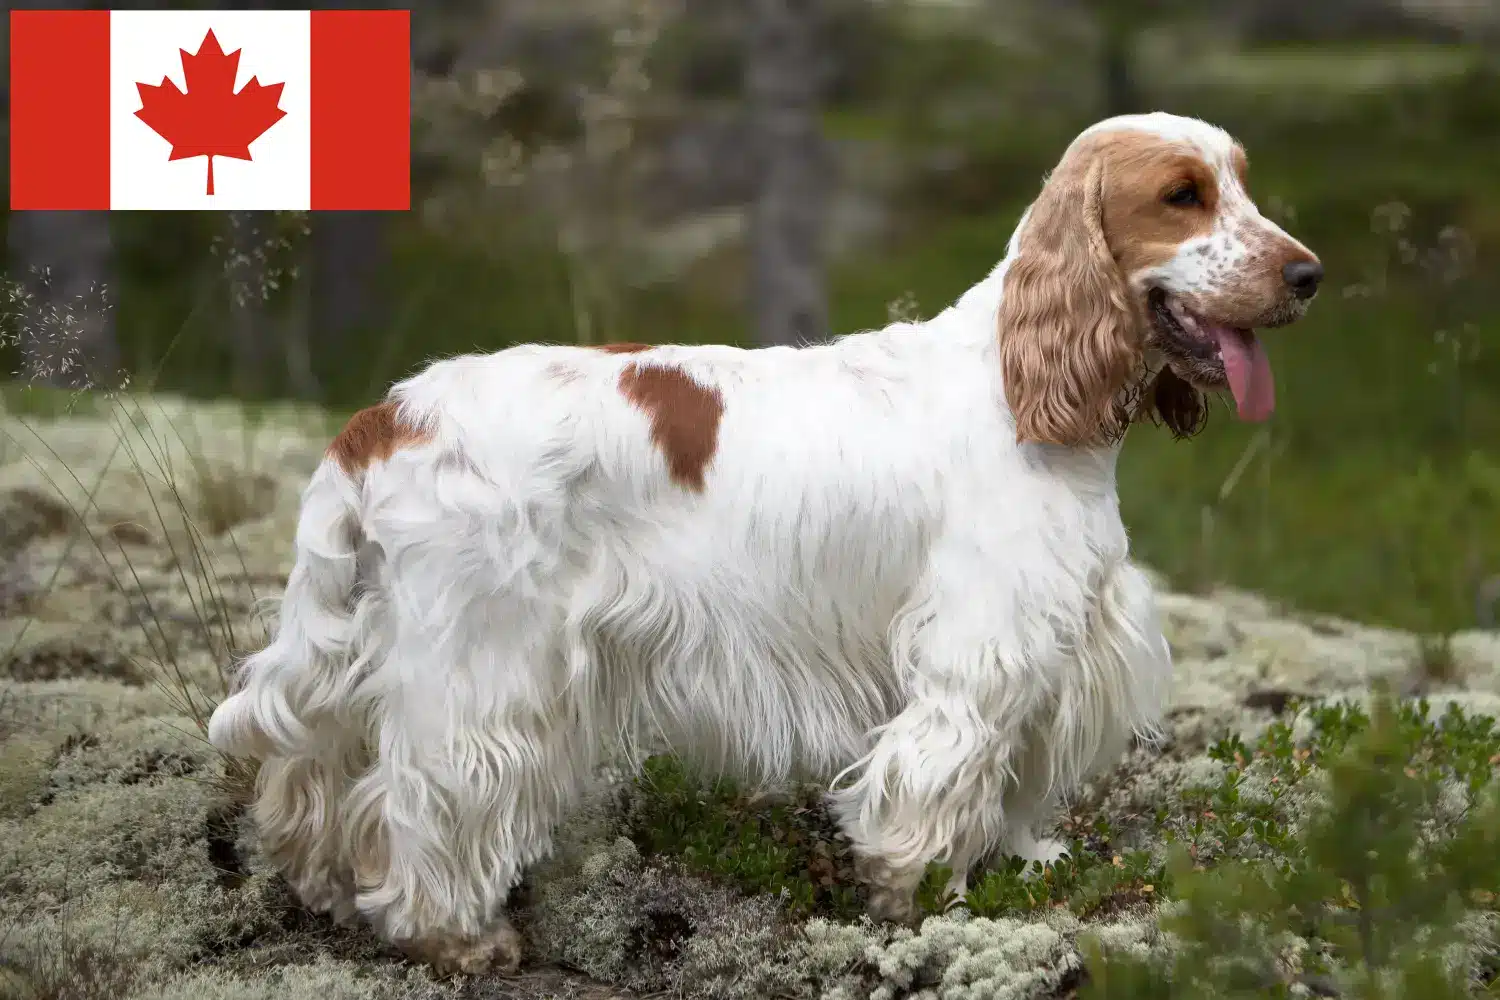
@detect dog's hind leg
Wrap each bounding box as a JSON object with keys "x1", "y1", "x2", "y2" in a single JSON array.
[
  {"x1": 254, "y1": 737, "x2": 369, "y2": 923},
  {"x1": 208, "y1": 457, "x2": 383, "y2": 921},
  {"x1": 343, "y1": 596, "x2": 599, "y2": 975}
]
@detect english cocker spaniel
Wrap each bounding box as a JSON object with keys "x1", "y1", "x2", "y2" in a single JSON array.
[{"x1": 209, "y1": 111, "x2": 1322, "y2": 974}]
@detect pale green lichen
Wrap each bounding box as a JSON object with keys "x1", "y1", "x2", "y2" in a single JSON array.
[
  {"x1": 1078, "y1": 912, "x2": 1174, "y2": 966},
  {"x1": 133, "y1": 958, "x2": 399, "y2": 1000},
  {"x1": 847, "y1": 910, "x2": 1081, "y2": 1000},
  {"x1": 527, "y1": 834, "x2": 814, "y2": 998},
  {"x1": 0, "y1": 676, "x2": 177, "y2": 740},
  {"x1": 5, "y1": 776, "x2": 219, "y2": 893},
  {"x1": 0, "y1": 733, "x2": 54, "y2": 818},
  {"x1": 44, "y1": 713, "x2": 216, "y2": 795},
  {"x1": 527, "y1": 832, "x2": 1112, "y2": 1000}
]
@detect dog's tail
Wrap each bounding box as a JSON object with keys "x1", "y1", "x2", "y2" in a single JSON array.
[{"x1": 208, "y1": 457, "x2": 367, "y2": 760}]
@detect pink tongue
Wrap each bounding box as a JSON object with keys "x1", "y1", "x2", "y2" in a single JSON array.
[{"x1": 1209, "y1": 325, "x2": 1275, "y2": 421}]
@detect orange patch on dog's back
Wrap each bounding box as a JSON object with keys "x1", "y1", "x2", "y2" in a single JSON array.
[
  {"x1": 617, "y1": 363, "x2": 724, "y2": 493},
  {"x1": 327, "y1": 401, "x2": 432, "y2": 475},
  {"x1": 594, "y1": 342, "x2": 653, "y2": 354}
]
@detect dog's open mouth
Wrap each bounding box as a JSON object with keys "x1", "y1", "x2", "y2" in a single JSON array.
[{"x1": 1149, "y1": 289, "x2": 1275, "y2": 422}]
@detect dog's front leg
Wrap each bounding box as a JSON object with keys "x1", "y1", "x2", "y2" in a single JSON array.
[{"x1": 827, "y1": 610, "x2": 1054, "y2": 925}]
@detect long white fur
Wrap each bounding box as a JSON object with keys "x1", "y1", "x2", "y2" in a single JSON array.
[{"x1": 206, "y1": 112, "x2": 1281, "y2": 954}]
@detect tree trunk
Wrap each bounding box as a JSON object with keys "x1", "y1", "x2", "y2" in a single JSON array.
[
  {"x1": 6, "y1": 211, "x2": 120, "y2": 390},
  {"x1": 745, "y1": 0, "x2": 830, "y2": 348},
  {"x1": 310, "y1": 212, "x2": 388, "y2": 382},
  {"x1": 279, "y1": 257, "x2": 321, "y2": 402}
]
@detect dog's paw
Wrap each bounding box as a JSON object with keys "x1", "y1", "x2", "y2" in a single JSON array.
[
  {"x1": 401, "y1": 920, "x2": 523, "y2": 976},
  {"x1": 1025, "y1": 836, "x2": 1071, "y2": 865},
  {"x1": 855, "y1": 854, "x2": 924, "y2": 927},
  {"x1": 941, "y1": 889, "x2": 972, "y2": 914},
  {"x1": 941, "y1": 871, "x2": 970, "y2": 911},
  {"x1": 1009, "y1": 834, "x2": 1070, "y2": 879},
  {"x1": 283, "y1": 868, "x2": 360, "y2": 925},
  {"x1": 865, "y1": 881, "x2": 921, "y2": 926}
]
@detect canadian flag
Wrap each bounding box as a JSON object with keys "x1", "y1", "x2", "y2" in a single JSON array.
[{"x1": 9, "y1": 9, "x2": 409, "y2": 211}]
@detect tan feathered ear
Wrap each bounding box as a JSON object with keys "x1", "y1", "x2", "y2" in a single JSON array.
[{"x1": 999, "y1": 153, "x2": 1141, "y2": 447}]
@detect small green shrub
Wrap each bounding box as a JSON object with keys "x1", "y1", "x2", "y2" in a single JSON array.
[
  {"x1": 624, "y1": 755, "x2": 1166, "y2": 924},
  {"x1": 624, "y1": 755, "x2": 866, "y2": 919},
  {"x1": 1083, "y1": 689, "x2": 1500, "y2": 999}
]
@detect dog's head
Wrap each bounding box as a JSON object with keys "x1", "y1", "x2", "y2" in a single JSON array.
[{"x1": 998, "y1": 112, "x2": 1322, "y2": 447}]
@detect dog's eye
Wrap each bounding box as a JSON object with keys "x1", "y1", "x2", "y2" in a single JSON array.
[{"x1": 1164, "y1": 183, "x2": 1202, "y2": 208}]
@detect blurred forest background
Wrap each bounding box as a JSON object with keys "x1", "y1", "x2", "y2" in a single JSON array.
[{"x1": 2, "y1": 0, "x2": 1498, "y2": 635}]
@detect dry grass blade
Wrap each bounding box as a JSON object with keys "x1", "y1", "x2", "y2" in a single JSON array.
[{"x1": 1, "y1": 402, "x2": 266, "y2": 799}]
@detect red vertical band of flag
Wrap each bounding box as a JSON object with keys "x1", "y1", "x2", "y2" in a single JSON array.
[
  {"x1": 310, "y1": 10, "x2": 409, "y2": 210},
  {"x1": 9, "y1": 11, "x2": 112, "y2": 210}
]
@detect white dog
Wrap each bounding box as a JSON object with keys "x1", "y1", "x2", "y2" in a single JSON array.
[{"x1": 209, "y1": 112, "x2": 1321, "y2": 974}]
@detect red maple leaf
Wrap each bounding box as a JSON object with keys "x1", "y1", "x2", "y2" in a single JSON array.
[{"x1": 134, "y1": 29, "x2": 287, "y2": 196}]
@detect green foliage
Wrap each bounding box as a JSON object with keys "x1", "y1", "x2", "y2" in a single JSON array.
[
  {"x1": 921, "y1": 847, "x2": 1165, "y2": 923},
  {"x1": 624, "y1": 755, "x2": 865, "y2": 919},
  {"x1": 626, "y1": 756, "x2": 1164, "y2": 924},
  {"x1": 1083, "y1": 690, "x2": 1500, "y2": 998}
]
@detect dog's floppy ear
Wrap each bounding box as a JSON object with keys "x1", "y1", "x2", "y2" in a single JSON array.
[{"x1": 998, "y1": 152, "x2": 1141, "y2": 447}]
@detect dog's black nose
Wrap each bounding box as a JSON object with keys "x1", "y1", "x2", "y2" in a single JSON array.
[{"x1": 1283, "y1": 259, "x2": 1323, "y2": 300}]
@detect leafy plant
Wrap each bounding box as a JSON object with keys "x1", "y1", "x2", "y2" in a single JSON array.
[
  {"x1": 623, "y1": 755, "x2": 867, "y2": 918},
  {"x1": 1084, "y1": 689, "x2": 1500, "y2": 999}
]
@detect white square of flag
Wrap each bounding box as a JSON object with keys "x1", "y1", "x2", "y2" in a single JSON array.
[{"x1": 110, "y1": 10, "x2": 312, "y2": 211}]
